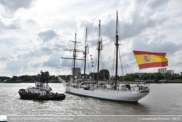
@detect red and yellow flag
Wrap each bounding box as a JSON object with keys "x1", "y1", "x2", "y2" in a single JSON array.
[{"x1": 133, "y1": 51, "x2": 168, "y2": 70}]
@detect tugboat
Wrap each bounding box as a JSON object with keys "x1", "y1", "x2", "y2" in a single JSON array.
[{"x1": 18, "y1": 71, "x2": 66, "y2": 100}]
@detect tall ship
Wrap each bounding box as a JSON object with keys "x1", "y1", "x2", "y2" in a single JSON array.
[{"x1": 59, "y1": 11, "x2": 150, "y2": 103}]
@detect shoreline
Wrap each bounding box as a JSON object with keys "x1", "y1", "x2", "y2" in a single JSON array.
[
  {"x1": 0, "y1": 82, "x2": 61, "y2": 83},
  {"x1": 0, "y1": 82, "x2": 182, "y2": 83}
]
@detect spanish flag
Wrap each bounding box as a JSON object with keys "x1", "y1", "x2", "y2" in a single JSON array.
[{"x1": 133, "y1": 51, "x2": 168, "y2": 70}]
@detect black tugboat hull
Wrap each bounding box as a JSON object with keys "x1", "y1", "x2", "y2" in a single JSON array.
[{"x1": 18, "y1": 92, "x2": 65, "y2": 100}]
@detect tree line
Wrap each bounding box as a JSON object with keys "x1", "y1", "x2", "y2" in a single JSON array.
[
  {"x1": 122, "y1": 72, "x2": 182, "y2": 82},
  {"x1": 0, "y1": 70, "x2": 180, "y2": 83},
  {"x1": 0, "y1": 75, "x2": 59, "y2": 83}
]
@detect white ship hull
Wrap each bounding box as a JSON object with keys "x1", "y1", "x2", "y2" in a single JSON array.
[{"x1": 65, "y1": 86, "x2": 149, "y2": 103}]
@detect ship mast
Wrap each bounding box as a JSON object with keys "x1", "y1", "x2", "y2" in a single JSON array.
[
  {"x1": 115, "y1": 10, "x2": 119, "y2": 88},
  {"x1": 97, "y1": 20, "x2": 102, "y2": 83},
  {"x1": 61, "y1": 32, "x2": 84, "y2": 83},
  {"x1": 73, "y1": 33, "x2": 77, "y2": 83},
  {"x1": 84, "y1": 28, "x2": 88, "y2": 81}
]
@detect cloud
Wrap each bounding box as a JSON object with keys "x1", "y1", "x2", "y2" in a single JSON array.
[
  {"x1": 6, "y1": 60, "x2": 28, "y2": 75},
  {"x1": 0, "y1": 0, "x2": 182, "y2": 76},
  {"x1": 0, "y1": 17, "x2": 20, "y2": 30},
  {"x1": 147, "y1": 0, "x2": 170, "y2": 10},
  {"x1": 0, "y1": 57, "x2": 9, "y2": 62},
  {"x1": 0, "y1": 0, "x2": 34, "y2": 12},
  {"x1": 43, "y1": 52, "x2": 73, "y2": 69},
  {"x1": 37, "y1": 29, "x2": 60, "y2": 42},
  {"x1": 77, "y1": 9, "x2": 169, "y2": 45},
  {"x1": 131, "y1": 31, "x2": 182, "y2": 55},
  {"x1": 43, "y1": 53, "x2": 61, "y2": 68}
]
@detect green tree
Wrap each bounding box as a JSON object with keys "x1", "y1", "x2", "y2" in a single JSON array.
[
  {"x1": 12, "y1": 76, "x2": 17, "y2": 81},
  {"x1": 24, "y1": 76, "x2": 36, "y2": 82},
  {"x1": 150, "y1": 74, "x2": 155, "y2": 80},
  {"x1": 66, "y1": 75, "x2": 71, "y2": 80},
  {"x1": 89, "y1": 72, "x2": 97, "y2": 80},
  {"x1": 168, "y1": 75, "x2": 174, "y2": 80},
  {"x1": 0, "y1": 76, "x2": 10, "y2": 81},
  {"x1": 81, "y1": 73, "x2": 88, "y2": 79},
  {"x1": 163, "y1": 73, "x2": 171, "y2": 80},
  {"x1": 114, "y1": 75, "x2": 119, "y2": 81},
  {"x1": 124, "y1": 74, "x2": 138, "y2": 81},
  {"x1": 141, "y1": 73, "x2": 150, "y2": 80},
  {"x1": 153, "y1": 73, "x2": 163, "y2": 81},
  {"x1": 119, "y1": 76, "x2": 124, "y2": 81},
  {"x1": 59, "y1": 75, "x2": 67, "y2": 80},
  {"x1": 99, "y1": 69, "x2": 110, "y2": 80}
]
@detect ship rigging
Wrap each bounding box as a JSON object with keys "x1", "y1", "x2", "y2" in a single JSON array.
[{"x1": 59, "y1": 11, "x2": 150, "y2": 103}]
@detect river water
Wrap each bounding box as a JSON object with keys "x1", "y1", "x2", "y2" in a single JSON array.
[{"x1": 0, "y1": 83, "x2": 182, "y2": 122}]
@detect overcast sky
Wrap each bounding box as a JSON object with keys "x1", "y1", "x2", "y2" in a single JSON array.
[{"x1": 0, "y1": 0, "x2": 182, "y2": 77}]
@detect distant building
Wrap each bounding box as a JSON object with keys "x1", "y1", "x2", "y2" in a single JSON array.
[
  {"x1": 158, "y1": 68, "x2": 167, "y2": 74},
  {"x1": 179, "y1": 72, "x2": 182, "y2": 75},
  {"x1": 167, "y1": 70, "x2": 174, "y2": 75},
  {"x1": 72, "y1": 67, "x2": 81, "y2": 78}
]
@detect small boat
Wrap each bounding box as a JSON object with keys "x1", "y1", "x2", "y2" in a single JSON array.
[{"x1": 18, "y1": 71, "x2": 65, "y2": 100}]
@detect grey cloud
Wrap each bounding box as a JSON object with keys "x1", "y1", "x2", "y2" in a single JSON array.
[
  {"x1": 120, "y1": 14, "x2": 168, "y2": 40},
  {"x1": 43, "y1": 53, "x2": 63, "y2": 68},
  {"x1": 0, "y1": 0, "x2": 34, "y2": 12},
  {"x1": 53, "y1": 44, "x2": 67, "y2": 51},
  {"x1": 31, "y1": 63, "x2": 42, "y2": 68},
  {"x1": 147, "y1": 0, "x2": 170, "y2": 9},
  {"x1": 6, "y1": 60, "x2": 28, "y2": 74},
  {"x1": 17, "y1": 47, "x2": 53, "y2": 59},
  {"x1": 0, "y1": 18, "x2": 20, "y2": 30},
  {"x1": 38, "y1": 29, "x2": 60, "y2": 42},
  {"x1": 0, "y1": 57, "x2": 10, "y2": 62},
  {"x1": 132, "y1": 37, "x2": 181, "y2": 55},
  {"x1": 26, "y1": 19, "x2": 37, "y2": 25},
  {"x1": 17, "y1": 44, "x2": 66, "y2": 59},
  {"x1": 78, "y1": 13, "x2": 168, "y2": 46}
]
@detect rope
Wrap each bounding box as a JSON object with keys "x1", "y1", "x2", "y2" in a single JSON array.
[
  {"x1": 103, "y1": 20, "x2": 113, "y2": 36},
  {"x1": 112, "y1": 47, "x2": 116, "y2": 77},
  {"x1": 119, "y1": 47, "x2": 124, "y2": 81},
  {"x1": 88, "y1": 36, "x2": 116, "y2": 47},
  {"x1": 100, "y1": 51, "x2": 104, "y2": 80}
]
